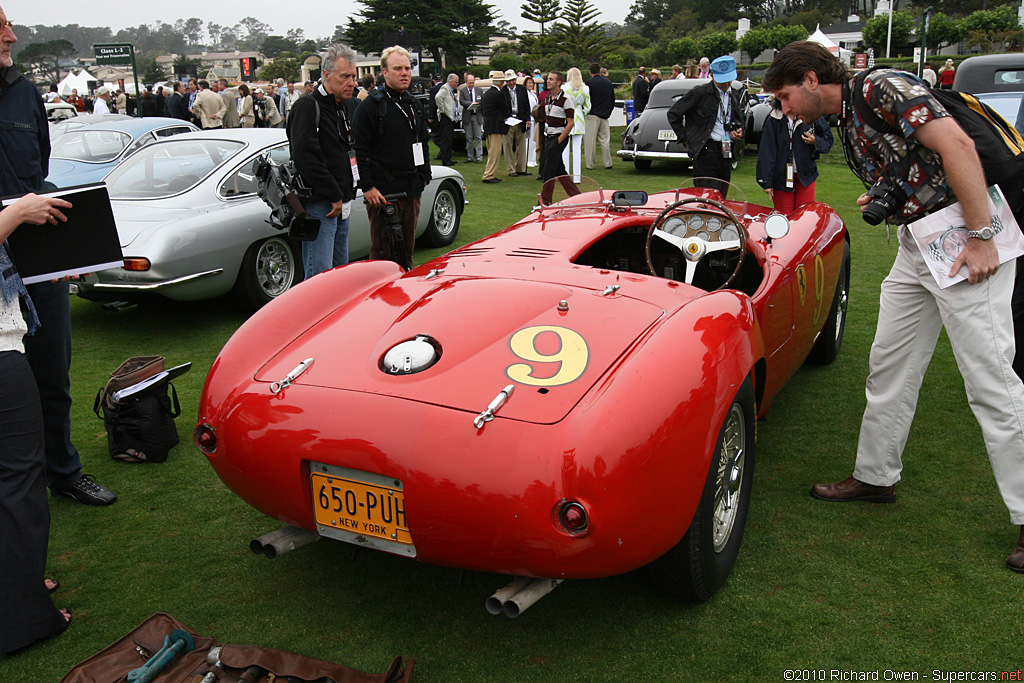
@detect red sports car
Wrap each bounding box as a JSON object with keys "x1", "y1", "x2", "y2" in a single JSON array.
[{"x1": 195, "y1": 178, "x2": 849, "y2": 613}]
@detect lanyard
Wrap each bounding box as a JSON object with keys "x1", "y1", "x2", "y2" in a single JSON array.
[
  {"x1": 385, "y1": 88, "x2": 418, "y2": 133},
  {"x1": 337, "y1": 102, "x2": 351, "y2": 144},
  {"x1": 787, "y1": 116, "x2": 798, "y2": 163},
  {"x1": 717, "y1": 88, "x2": 731, "y2": 127}
]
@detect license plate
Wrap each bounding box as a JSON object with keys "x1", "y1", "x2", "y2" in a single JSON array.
[
  {"x1": 310, "y1": 465, "x2": 414, "y2": 554},
  {"x1": 657, "y1": 129, "x2": 677, "y2": 141}
]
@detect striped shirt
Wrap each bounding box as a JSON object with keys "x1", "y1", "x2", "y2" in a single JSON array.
[{"x1": 543, "y1": 90, "x2": 575, "y2": 135}]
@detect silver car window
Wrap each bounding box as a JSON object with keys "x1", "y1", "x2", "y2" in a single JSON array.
[
  {"x1": 124, "y1": 132, "x2": 155, "y2": 157},
  {"x1": 219, "y1": 144, "x2": 290, "y2": 198},
  {"x1": 50, "y1": 130, "x2": 132, "y2": 163},
  {"x1": 105, "y1": 139, "x2": 246, "y2": 199}
]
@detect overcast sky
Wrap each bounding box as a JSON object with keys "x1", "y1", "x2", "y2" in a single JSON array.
[{"x1": 16, "y1": 0, "x2": 628, "y2": 46}]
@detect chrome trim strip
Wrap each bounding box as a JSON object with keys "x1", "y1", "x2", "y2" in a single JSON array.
[{"x1": 91, "y1": 268, "x2": 224, "y2": 291}]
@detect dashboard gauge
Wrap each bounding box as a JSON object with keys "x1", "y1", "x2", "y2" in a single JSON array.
[
  {"x1": 720, "y1": 225, "x2": 740, "y2": 242},
  {"x1": 661, "y1": 217, "x2": 687, "y2": 236},
  {"x1": 706, "y1": 216, "x2": 723, "y2": 233},
  {"x1": 687, "y1": 214, "x2": 705, "y2": 230},
  {"x1": 696, "y1": 231, "x2": 711, "y2": 241}
]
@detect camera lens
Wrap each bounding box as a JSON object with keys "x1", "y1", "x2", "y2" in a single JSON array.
[{"x1": 862, "y1": 203, "x2": 887, "y2": 225}]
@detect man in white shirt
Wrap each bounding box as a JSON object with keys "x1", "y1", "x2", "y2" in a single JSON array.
[
  {"x1": 92, "y1": 86, "x2": 111, "y2": 114},
  {"x1": 279, "y1": 81, "x2": 301, "y2": 121}
]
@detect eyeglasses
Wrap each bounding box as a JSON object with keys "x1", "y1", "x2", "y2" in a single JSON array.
[{"x1": 1, "y1": 20, "x2": 14, "y2": 30}]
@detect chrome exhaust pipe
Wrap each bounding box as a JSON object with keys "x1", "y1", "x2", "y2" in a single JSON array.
[
  {"x1": 486, "y1": 577, "x2": 564, "y2": 618},
  {"x1": 250, "y1": 526, "x2": 320, "y2": 559},
  {"x1": 485, "y1": 577, "x2": 531, "y2": 615}
]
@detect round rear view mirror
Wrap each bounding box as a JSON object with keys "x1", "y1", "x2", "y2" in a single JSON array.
[{"x1": 764, "y1": 213, "x2": 790, "y2": 240}]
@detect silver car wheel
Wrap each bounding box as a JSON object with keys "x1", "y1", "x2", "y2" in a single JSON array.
[
  {"x1": 432, "y1": 188, "x2": 458, "y2": 238},
  {"x1": 712, "y1": 403, "x2": 746, "y2": 553},
  {"x1": 255, "y1": 237, "x2": 296, "y2": 298}
]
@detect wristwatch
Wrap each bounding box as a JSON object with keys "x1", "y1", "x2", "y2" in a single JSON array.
[{"x1": 966, "y1": 226, "x2": 995, "y2": 240}]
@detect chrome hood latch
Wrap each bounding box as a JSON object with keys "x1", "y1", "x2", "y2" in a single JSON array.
[
  {"x1": 474, "y1": 384, "x2": 515, "y2": 430},
  {"x1": 270, "y1": 358, "x2": 314, "y2": 394}
]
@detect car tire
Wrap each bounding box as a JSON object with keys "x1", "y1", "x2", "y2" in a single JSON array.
[
  {"x1": 418, "y1": 180, "x2": 462, "y2": 248},
  {"x1": 233, "y1": 236, "x2": 304, "y2": 313},
  {"x1": 807, "y1": 240, "x2": 850, "y2": 365},
  {"x1": 648, "y1": 376, "x2": 756, "y2": 601},
  {"x1": 633, "y1": 159, "x2": 653, "y2": 171}
]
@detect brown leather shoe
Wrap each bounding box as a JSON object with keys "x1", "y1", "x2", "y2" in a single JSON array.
[
  {"x1": 810, "y1": 476, "x2": 896, "y2": 503},
  {"x1": 1007, "y1": 525, "x2": 1024, "y2": 573}
]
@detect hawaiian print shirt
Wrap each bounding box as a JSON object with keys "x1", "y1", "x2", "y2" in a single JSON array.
[{"x1": 845, "y1": 69, "x2": 954, "y2": 223}]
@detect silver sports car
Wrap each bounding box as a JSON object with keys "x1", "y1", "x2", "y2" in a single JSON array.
[{"x1": 75, "y1": 129, "x2": 466, "y2": 311}]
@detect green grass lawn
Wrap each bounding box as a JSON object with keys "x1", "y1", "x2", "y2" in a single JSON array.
[{"x1": 6, "y1": 136, "x2": 1024, "y2": 681}]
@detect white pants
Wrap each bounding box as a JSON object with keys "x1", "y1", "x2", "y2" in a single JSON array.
[
  {"x1": 561, "y1": 134, "x2": 583, "y2": 182},
  {"x1": 853, "y1": 228, "x2": 1024, "y2": 524},
  {"x1": 584, "y1": 115, "x2": 612, "y2": 169}
]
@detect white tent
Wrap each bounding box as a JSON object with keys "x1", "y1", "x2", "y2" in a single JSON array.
[
  {"x1": 808, "y1": 25, "x2": 840, "y2": 53},
  {"x1": 57, "y1": 69, "x2": 93, "y2": 96}
]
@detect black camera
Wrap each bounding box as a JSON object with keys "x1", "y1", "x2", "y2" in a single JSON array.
[
  {"x1": 724, "y1": 121, "x2": 742, "y2": 133},
  {"x1": 861, "y1": 178, "x2": 908, "y2": 226},
  {"x1": 380, "y1": 202, "x2": 401, "y2": 228}
]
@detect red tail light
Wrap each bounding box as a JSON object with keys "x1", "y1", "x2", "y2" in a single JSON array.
[
  {"x1": 194, "y1": 423, "x2": 217, "y2": 454},
  {"x1": 554, "y1": 500, "x2": 589, "y2": 536}
]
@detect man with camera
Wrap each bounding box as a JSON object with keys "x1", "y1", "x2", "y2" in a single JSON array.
[
  {"x1": 763, "y1": 41, "x2": 1024, "y2": 573},
  {"x1": 353, "y1": 45, "x2": 431, "y2": 267},
  {"x1": 666, "y1": 55, "x2": 745, "y2": 197},
  {"x1": 254, "y1": 87, "x2": 282, "y2": 128},
  {"x1": 286, "y1": 44, "x2": 359, "y2": 278}
]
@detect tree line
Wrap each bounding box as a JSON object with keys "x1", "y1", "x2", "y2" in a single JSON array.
[{"x1": 11, "y1": 0, "x2": 1022, "y2": 88}]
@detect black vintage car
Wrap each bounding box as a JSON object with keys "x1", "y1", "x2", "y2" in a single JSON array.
[
  {"x1": 952, "y1": 54, "x2": 1024, "y2": 132},
  {"x1": 618, "y1": 78, "x2": 759, "y2": 171}
]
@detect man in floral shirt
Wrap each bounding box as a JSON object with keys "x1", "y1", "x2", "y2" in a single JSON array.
[{"x1": 763, "y1": 41, "x2": 1024, "y2": 574}]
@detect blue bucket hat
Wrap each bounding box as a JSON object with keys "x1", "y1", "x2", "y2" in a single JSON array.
[{"x1": 710, "y1": 55, "x2": 737, "y2": 83}]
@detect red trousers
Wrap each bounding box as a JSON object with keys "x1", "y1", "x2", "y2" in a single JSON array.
[{"x1": 770, "y1": 177, "x2": 815, "y2": 214}]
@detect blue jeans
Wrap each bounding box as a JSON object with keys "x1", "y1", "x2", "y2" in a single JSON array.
[{"x1": 301, "y1": 201, "x2": 349, "y2": 278}]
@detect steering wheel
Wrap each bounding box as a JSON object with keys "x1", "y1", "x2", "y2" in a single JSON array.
[{"x1": 645, "y1": 197, "x2": 748, "y2": 290}]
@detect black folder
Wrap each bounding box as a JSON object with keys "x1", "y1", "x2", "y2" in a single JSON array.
[{"x1": 2, "y1": 184, "x2": 124, "y2": 284}]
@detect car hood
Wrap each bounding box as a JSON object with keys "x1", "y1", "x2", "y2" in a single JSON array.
[
  {"x1": 254, "y1": 275, "x2": 665, "y2": 424},
  {"x1": 110, "y1": 202, "x2": 207, "y2": 248}
]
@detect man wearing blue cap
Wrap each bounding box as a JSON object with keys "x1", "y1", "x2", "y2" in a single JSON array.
[{"x1": 667, "y1": 55, "x2": 746, "y2": 196}]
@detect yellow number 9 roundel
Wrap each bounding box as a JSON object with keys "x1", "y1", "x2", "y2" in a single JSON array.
[{"x1": 506, "y1": 326, "x2": 589, "y2": 387}]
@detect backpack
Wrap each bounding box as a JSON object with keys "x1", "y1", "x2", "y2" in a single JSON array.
[{"x1": 850, "y1": 67, "x2": 1024, "y2": 190}]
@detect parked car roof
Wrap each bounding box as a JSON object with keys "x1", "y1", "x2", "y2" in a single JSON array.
[{"x1": 952, "y1": 54, "x2": 1024, "y2": 95}]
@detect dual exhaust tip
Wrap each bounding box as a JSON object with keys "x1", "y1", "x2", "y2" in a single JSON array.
[
  {"x1": 250, "y1": 525, "x2": 320, "y2": 559},
  {"x1": 486, "y1": 577, "x2": 564, "y2": 618}
]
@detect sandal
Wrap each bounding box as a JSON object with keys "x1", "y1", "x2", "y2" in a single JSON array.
[
  {"x1": 113, "y1": 448, "x2": 147, "y2": 463},
  {"x1": 45, "y1": 578, "x2": 60, "y2": 593}
]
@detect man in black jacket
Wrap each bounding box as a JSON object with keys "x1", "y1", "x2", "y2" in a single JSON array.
[
  {"x1": 667, "y1": 55, "x2": 745, "y2": 197},
  {"x1": 503, "y1": 70, "x2": 532, "y2": 177},
  {"x1": 287, "y1": 44, "x2": 359, "y2": 278},
  {"x1": 632, "y1": 66, "x2": 649, "y2": 115},
  {"x1": 0, "y1": 10, "x2": 116, "y2": 510},
  {"x1": 353, "y1": 45, "x2": 432, "y2": 266},
  {"x1": 584, "y1": 63, "x2": 614, "y2": 169},
  {"x1": 166, "y1": 81, "x2": 191, "y2": 121},
  {"x1": 481, "y1": 70, "x2": 511, "y2": 184}
]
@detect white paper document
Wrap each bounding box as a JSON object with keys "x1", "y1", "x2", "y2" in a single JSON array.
[
  {"x1": 908, "y1": 186, "x2": 1024, "y2": 289},
  {"x1": 504, "y1": 116, "x2": 522, "y2": 126}
]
